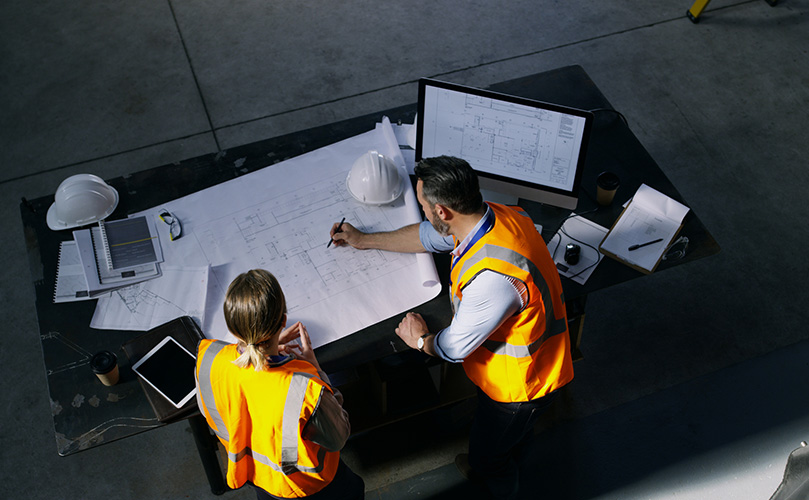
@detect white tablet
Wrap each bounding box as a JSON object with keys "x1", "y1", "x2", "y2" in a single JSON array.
[{"x1": 132, "y1": 336, "x2": 197, "y2": 408}]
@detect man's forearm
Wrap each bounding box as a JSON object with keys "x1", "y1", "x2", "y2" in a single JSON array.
[{"x1": 359, "y1": 223, "x2": 425, "y2": 253}]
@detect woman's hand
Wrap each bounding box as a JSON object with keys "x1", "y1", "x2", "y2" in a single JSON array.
[
  {"x1": 278, "y1": 321, "x2": 303, "y2": 346},
  {"x1": 278, "y1": 322, "x2": 321, "y2": 370}
]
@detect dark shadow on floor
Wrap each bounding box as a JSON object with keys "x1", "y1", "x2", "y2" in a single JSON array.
[{"x1": 515, "y1": 339, "x2": 809, "y2": 499}]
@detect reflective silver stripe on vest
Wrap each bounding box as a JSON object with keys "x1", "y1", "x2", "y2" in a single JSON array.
[
  {"x1": 281, "y1": 372, "x2": 316, "y2": 467},
  {"x1": 457, "y1": 244, "x2": 567, "y2": 358},
  {"x1": 197, "y1": 340, "x2": 230, "y2": 442},
  {"x1": 228, "y1": 439, "x2": 328, "y2": 476},
  {"x1": 196, "y1": 342, "x2": 326, "y2": 475}
]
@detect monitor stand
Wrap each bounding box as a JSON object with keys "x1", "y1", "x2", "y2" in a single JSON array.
[{"x1": 481, "y1": 188, "x2": 518, "y2": 206}]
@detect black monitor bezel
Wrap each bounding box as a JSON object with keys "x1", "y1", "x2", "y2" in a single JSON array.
[{"x1": 416, "y1": 78, "x2": 593, "y2": 204}]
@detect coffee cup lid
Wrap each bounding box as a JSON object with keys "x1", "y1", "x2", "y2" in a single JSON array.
[
  {"x1": 597, "y1": 171, "x2": 620, "y2": 190},
  {"x1": 91, "y1": 351, "x2": 117, "y2": 374}
]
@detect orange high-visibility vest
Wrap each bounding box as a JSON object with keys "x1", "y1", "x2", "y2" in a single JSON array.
[
  {"x1": 450, "y1": 203, "x2": 574, "y2": 403},
  {"x1": 195, "y1": 340, "x2": 339, "y2": 498}
]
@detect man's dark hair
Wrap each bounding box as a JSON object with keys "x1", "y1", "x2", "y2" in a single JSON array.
[{"x1": 414, "y1": 156, "x2": 483, "y2": 215}]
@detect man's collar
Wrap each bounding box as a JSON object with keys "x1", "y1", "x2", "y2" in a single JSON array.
[{"x1": 451, "y1": 204, "x2": 493, "y2": 257}]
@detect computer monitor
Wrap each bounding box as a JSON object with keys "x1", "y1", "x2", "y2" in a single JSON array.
[{"x1": 416, "y1": 78, "x2": 593, "y2": 210}]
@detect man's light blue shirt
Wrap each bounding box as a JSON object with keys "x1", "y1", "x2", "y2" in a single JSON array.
[{"x1": 418, "y1": 206, "x2": 523, "y2": 363}]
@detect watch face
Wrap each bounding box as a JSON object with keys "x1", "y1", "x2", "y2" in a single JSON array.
[{"x1": 417, "y1": 336, "x2": 425, "y2": 349}]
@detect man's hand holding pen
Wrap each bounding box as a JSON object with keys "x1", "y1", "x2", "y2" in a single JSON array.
[{"x1": 329, "y1": 220, "x2": 368, "y2": 249}]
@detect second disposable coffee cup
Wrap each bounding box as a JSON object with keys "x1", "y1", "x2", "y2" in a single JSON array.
[
  {"x1": 596, "y1": 171, "x2": 620, "y2": 206},
  {"x1": 91, "y1": 350, "x2": 120, "y2": 386}
]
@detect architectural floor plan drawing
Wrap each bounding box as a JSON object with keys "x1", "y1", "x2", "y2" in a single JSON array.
[
  {"x1": 122, "y1": 121, "x2": 440, "y2": 347},
  {"x1": 193, "y1": 170, "x2": 415, "y2": 318},
  {"x1": 422, "y1": 86, "x2": 586, "y2": 194},
  {"x1": 458, "y1": 101, "x2": 577, "y2": 189}
]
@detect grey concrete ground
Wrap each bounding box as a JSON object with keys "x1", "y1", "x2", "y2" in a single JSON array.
[{"x1": 2, "y1": 1, "x2": 808, "y2": 498}]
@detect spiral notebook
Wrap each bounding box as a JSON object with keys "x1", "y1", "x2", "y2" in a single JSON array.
[
  {"x1": 53, "y1": 241, "x2": 92, "y2": 303},
  {"x1": 97, "y1": 216, "x2": 163, "y2": 271},
  {"x1": 71, "y1": 221, "x2": 163, "y2": 297},
  {"x1": 54, "y1": 236, "x2": 162, "y2": 301}
]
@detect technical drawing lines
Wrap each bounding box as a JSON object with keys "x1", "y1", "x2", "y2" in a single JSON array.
[{"x1": 113, "y1": 286, "x2": 187, "y2": 319}]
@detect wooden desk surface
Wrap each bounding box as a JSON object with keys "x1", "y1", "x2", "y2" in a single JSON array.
[{"x1": 20, "y1": 65, "x2": 718, "y2": 455}]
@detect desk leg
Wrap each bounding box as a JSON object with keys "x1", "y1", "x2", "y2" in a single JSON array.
[{"x1": 189, "y1": 414, "x2": 228, "y2": 495}]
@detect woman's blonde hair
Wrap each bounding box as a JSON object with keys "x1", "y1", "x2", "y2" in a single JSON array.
[{"x1": 224, "y1": 269, "x2": 286, "y2": 371}]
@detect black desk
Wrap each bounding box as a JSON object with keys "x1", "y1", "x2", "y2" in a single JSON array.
[{"x1": 21, "y1": 65, "x2": 718, "y2": 494}]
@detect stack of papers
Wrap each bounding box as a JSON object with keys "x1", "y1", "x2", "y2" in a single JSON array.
[
  {"x1": 53, "y1": 216, "x2": 163, "y2": 302},
  {"x1": 599, "y1": 184, "x2": 690, "y2": 274}
]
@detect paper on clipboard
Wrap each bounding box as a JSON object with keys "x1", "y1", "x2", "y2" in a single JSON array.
[{"x1": 599, "y1": 184, "x2": 689, "y2": 274}]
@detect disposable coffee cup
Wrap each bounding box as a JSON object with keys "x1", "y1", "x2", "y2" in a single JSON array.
[
  {"x1": 596, "y1": 171, "x2": 620, "y2": 206},
  {"x1": 91, "y1": 351, "x2": 119, "y2": 386}
]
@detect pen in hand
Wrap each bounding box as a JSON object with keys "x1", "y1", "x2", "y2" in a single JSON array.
[
  {"x1": 628, "y1": 238, "x2": 663, "y2": 251},
  {"x1": 327, "y1": 217, "x2": 346, "y2": 248}
]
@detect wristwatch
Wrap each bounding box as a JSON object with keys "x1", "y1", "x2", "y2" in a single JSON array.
[{"x1": 417, "y1": 333, "x2": 430, "y2": 353}]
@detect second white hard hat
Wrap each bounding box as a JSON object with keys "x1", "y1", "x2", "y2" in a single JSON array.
[
  {"x1": 346, "y1": 151, "x2": 403, "y2": 205},
  {"x1": 46, "y1": 174, "x2": 119, "y2": 230}
]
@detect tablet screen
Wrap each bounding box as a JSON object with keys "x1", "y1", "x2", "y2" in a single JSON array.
[{"x1": 132, "y1": 336, "x2": 197, "y2": 408}]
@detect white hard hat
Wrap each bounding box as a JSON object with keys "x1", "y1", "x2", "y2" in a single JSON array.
[
  {"x1": 346, "y1": 151, "x2": 403, "y2": 205},
  {"x1": 46, "y1": 174, "x2": 119, "y2": 230}
]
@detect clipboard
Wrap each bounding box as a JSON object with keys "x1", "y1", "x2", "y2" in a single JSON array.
[{"x1": 598, "y1": 184, "x2": 689, "y2": 274}]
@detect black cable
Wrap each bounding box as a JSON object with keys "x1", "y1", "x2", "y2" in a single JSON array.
[
  {"x1": 547, "y1": 208, "x2": 598, "y2": 241},
  {"x1": 549, "y1": 210, "x2": 602, "y2": 280},
  {"x1": 589, "y1": 107, "x2": 628, "y2": 128},
  {"x1": 559, "y1": 226, "x2": 601, "y2": 280}
]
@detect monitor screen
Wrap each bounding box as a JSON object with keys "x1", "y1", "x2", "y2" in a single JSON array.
[{"x1": 416, "y1": 78, "x2": 593, "y2": 210}]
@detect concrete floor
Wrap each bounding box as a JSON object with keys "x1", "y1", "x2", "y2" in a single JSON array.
[{"x1": 3, "y1": 0, "x2": 809, "y2": 498}]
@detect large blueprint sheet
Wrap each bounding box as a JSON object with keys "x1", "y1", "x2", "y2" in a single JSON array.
[{"x1": 123, "y1": 120, "x2": 440, "y2": 347}]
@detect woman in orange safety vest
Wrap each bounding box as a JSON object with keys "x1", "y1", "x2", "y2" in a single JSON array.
[{"x1": 195, "y1": 269, "x2": 364, "y2": 499}]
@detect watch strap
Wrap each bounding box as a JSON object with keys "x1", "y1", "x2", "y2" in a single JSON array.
[{"x1": 417, "y1": 333, "x2": 430, "y2": 352}]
